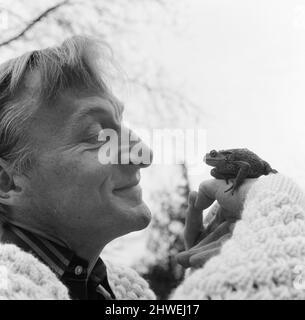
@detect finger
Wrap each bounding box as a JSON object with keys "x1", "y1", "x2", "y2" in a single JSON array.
[
  {"x1": 204, "y1": 206, "x2": 227, "y2": 236},
  {"x1": 179, "y1": 230, "x2": 232, "y2": 261},
  {"x1": 194, "y1": 179, "x2": 220, "y2": 211},
  {"x1": 176, "y1": 232, "x2": 232, "y2": 268},
  {"x1": 188, "y1": 206, "x2": 233, "y2": 246},
  {"x1": 176, "y1": 246, "x2": 207, "y2": 268},
  {"x1": 204, "y1": 202, "x2": 221, "y2": 225},
  {"x1": 184, "y1": 191, "x2": 204, "y2": 249},
  {"x1": 192, "y1": 212, "x2": 221, "y2": 244},
  {"x1": 183, "y1": 181, "x2": 221, "y2": 249},
  {"x1": 176, "y1": 250, "x2": 192, "y2": 268},
  {"x1": 192, "y1": 221, "x2": 232, "y2": 249},
  {"x1": 194, "y1": 232, "x2": 232, "y2": 252},
  {"x1": 189, "y1": 247, "x2": 221, "y2": 268},
  {"x1": 197, "y1": 179, "x2": 248, "y2": 219},
  {"x1": 204, "y1": 206, "x2": 237, "y2": 238}
]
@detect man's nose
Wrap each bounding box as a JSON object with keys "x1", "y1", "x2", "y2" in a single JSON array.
[
  {"x1": 129, "y1": 137, "x2": 153, "y2": 168},
  {"x1": 120, "y1": 127, "x2": 153, "y2": 167}
]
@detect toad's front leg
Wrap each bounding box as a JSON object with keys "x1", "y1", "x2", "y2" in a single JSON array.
[
  {"x1": 225, "y1": 161, "x2": 250, "y2": 195},
  {"x1": 210, "y1": 168, "x2": 234, "y2": 184}
]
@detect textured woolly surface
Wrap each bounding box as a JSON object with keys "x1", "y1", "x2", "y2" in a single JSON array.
[
  {"x1": 0, "y1": 243, "x2": 156, "y2": 300},
  {"x1": 170, "y1": 174, "x2": 305, "y2": 300},
  {"x1": 0, "y1": 244, "x2": 69, "y2": 300}
]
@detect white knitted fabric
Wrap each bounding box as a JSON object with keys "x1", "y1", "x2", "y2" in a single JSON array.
[
  {"x1": 0, "y1": 243, "x2": 69, "y2": 299},
  {"x1": 0, "y1": 244, "x2": 155, "y2": 300},
  {"x1": 105, "y1": 260, "x2": 155, "y2": 300},
  {"x1": 170, "y1": 174, "x2": 305, "y2": 300}
]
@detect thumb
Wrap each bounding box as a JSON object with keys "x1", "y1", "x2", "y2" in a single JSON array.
[
  {"x1": 188, "y1": 190, "x2": 198, "y2": 209},
  {"x1": 184, "y1": 191, "x2": 204, "y2": 249}
]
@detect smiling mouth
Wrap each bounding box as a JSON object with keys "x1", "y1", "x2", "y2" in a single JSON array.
[{"x1": 114, "y1": 181, "x2": 140, "y2": 192}]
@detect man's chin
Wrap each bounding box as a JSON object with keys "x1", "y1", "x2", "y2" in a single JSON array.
[
  {"x1": 112, "y1": 185, "x2": 151, "y2": 230},
  {"x1": 135, "y1": 202, "x2": 152, "y2": 229},
  {"x1": 122, "y1": 202, "x2": 152, "y2": 233},
  {"x1": 113, "y1": 184, "x2": 143, "y2": 206}
]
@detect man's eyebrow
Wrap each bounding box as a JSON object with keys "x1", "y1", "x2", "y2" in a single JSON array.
[
  {"x1": 69, "y1": 97, "x2": 124, "y2": 133},
  {"x1": 67, "y1": 106, "x2": 107, "y2": 138},
  {"x1": 70, "y1": 106, "x2": 107, "y2": 127}
]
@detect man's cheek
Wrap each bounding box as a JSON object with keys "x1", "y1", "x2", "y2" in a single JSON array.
[
  {"x1": 52, "y1": 154, "x2": 90, "y2": 181},
  {"x1": 38, "y1": 152, "x2": 76, "y2": 182}
]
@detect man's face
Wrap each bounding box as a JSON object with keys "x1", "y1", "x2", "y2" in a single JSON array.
[{"x1": 20, "y1": 87, "x2": 153, "y2": 244}]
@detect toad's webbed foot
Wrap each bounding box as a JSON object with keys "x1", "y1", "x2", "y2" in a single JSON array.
[
  {"x1": 224, "y1": 182, "x2": 237, "y2": 195},
  {"x1": 224, "y1": 161, "x2": 250, "y2": 195}
]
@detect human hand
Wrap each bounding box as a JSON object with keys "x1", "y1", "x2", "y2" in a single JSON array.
[{"x1": 176, "y1": 178, "x2": 257, "y2": 268}]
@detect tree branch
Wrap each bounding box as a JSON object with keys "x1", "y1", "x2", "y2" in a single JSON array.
[
  {"x1": 128, "y1": 77, "x2": 201, "y2": 112},
  {"x1": 0, "y1": 0, "x2": 70, "y2": 48}
]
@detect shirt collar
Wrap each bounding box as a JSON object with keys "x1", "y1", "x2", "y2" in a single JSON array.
[{"x1": 0, "y1": 218, "x2": 115, "y2": 300}]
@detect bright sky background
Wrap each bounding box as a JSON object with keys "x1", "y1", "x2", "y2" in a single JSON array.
[
  {"x1": 155, "y1": 0, "x2": 305, "y2": 189},
  {"x1": 109, "y1": 0, "x2": 305, "y2": 190}
]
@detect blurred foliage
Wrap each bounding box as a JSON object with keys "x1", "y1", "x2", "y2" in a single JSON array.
[
  {"x1": 0, "y1": 0, "x2": 202, "y2": 128},
  {"x1": 133, "y1": 164, "x2": 190, "y2": 300}
]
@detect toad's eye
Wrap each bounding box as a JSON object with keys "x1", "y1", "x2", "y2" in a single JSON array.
[{"x1": 210, "y1": 150, "x2": 218, "y2": 157}]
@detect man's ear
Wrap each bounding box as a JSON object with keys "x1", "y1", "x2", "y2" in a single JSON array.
[{"x1": 0, "y1": 158, "x2": 21, "y2": 206}]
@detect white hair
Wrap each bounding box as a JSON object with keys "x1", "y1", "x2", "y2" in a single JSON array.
[{"x1": 0, "y1": 36, "x2": 112, "y2": 173}]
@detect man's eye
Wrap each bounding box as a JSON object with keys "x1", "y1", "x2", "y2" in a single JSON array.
[
  {"x1": 86, "y1": 135, "x2": 99, "y2": 143},
  {"x1": 82, "y1": 125, "x2": 104, "y2": 144},
  {"x1": 82, "y1": 135, "x2": 99, "y2": 146},
  {"x1": 84, "y1": 130, "x2": 103, "y2": 144},
  {"x1": 98, "y1": 129, "x2": 114, "y2": 143},
  {"x1": 82, "y1": 126, "x2": 115, "y2": 148}
]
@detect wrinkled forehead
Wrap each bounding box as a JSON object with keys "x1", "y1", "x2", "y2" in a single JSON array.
[
  {"x1": 57, "y1": 87, "x2": 123, "y2": 122},
  {"x1": 26, "y1": 78, "x2": 123, "y2": 147}
]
